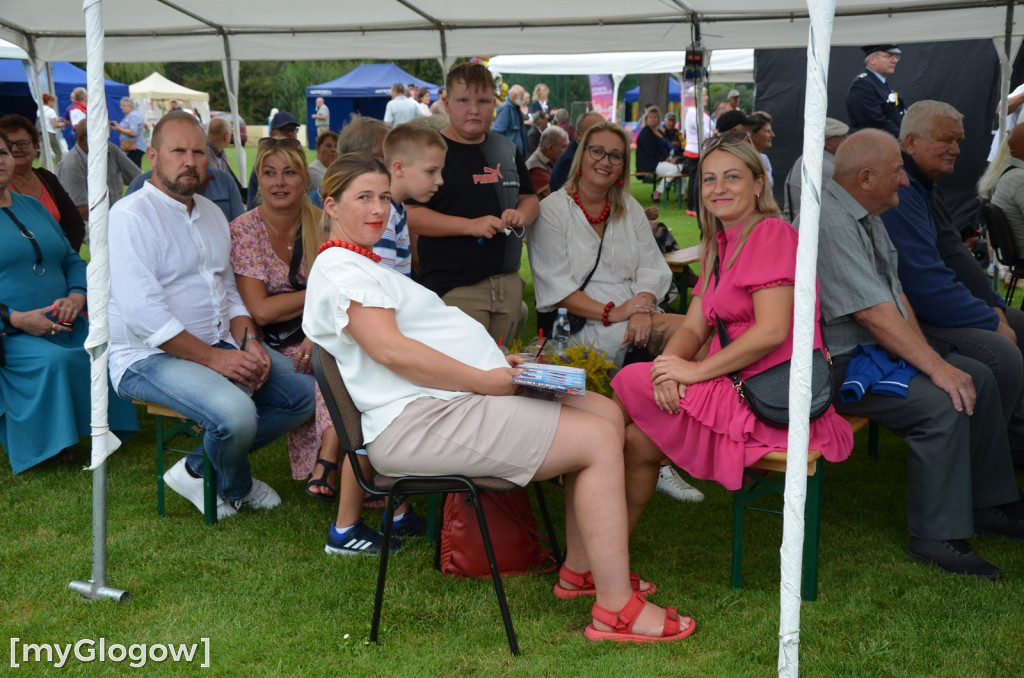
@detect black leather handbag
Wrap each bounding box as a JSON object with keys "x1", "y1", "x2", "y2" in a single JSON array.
[
  {"x1": 262, "y1": 231, "x2": 307, "y2": 351},
  {"x1": 712, "y1": 256, "x2": 833, "y2": 428}
]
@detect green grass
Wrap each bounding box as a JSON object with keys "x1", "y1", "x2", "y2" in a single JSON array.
[{"x1": 5, "y1": 178, "x2": 1023, "y2": 675}]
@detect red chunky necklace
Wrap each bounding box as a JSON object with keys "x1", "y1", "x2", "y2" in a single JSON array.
[
  {"x1": 572, "y1": 192, "x2": 611, "y2": 224},
  {"x1": 317, "y1": 239, "x2": 382, "y2": 262}
]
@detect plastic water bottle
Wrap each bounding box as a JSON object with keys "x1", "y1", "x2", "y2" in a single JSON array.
[{"x1": 550, "y1": 308, "x2": 572, "y2": 359}]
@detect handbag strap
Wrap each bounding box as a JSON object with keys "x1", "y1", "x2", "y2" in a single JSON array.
[
  {"x1": 711, "y1": 254, "x2": 831, "y2": 392},
  {"x1": 287, "y1": 229, "x2": 306, "y2": 291},
  {"x1": 711, "y1": 256, "x2": 744, "y2": 392},
  {"x1": 578, "y1": 229, "x2": 606, "y2": 293},
  {"x1": 2, "y1": 206, "x2": 46, "y2": 277}
]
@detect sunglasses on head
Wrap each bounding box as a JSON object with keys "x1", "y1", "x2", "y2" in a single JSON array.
[
  {"x1": 700, "y1": 131, "x2": 752, "y2": 153},
  {"x1": 258, "y1": 137, "x2": 302, "y2": 151}
]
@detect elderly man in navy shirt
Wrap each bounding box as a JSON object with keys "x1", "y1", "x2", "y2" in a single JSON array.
[{"x1": 880, "y1": 100, "x2": 1024, "y2": 458}]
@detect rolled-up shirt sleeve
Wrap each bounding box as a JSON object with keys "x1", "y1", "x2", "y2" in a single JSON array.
[{"x1": 109, "y1": 206, "x2": 187, "y2": 348}]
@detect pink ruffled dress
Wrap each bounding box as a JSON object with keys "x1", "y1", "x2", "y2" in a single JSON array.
[{"x1": 612, "y1": 217, "x2": 853, "y2": 491}]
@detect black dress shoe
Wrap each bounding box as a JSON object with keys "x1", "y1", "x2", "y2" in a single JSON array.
[
  {"x1": 905, "y1": 538, "x2": 1001, "y2": 580},
  {"x1": 974, "y1": 503, "x2": 1024, "y2": 541}
]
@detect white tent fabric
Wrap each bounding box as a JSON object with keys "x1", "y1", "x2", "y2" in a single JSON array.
[
  {"x1": 129, "y1": 71, "x2": 211, "y2": 131},
  {"x1": 0, "y1": 2, "x2": 1019, "y2": 63}
]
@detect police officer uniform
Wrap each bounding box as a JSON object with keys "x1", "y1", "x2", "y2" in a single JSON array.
[{"x1": 846, "y1": 44, "x2": 906, "y2": 137}]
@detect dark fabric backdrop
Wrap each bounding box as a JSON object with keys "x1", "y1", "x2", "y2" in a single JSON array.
[{"x1": 754, "y1": 40, "x2": 1005, "y2": 229}]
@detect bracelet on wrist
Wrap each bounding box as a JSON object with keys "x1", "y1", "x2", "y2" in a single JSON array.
[{"x1": 602, "y1": 301, "x2": 615, "y2": 327}]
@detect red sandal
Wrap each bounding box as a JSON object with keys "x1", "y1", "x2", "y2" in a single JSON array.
[
  {"x1": 584, "y1": 591, "x2": 696, "y2": 643},
  {"x1": 553, "y1": 564, "x2": 657, "y2": 599}
]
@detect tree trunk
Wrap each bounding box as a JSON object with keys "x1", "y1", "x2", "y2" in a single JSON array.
[{"x1": 638, "y1": 74, "x2": 669, "y2": 117}]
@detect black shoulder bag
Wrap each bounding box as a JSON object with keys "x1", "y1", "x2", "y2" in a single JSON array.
[
  {"x1": 261, "y1": 231, "x2": 307, "y2": 351},
  {"x1": 536, "y1": 228, "x2": 606, "y2": 337},
  {"x1": 712, "y1": 256, "x2": 833, "y2": 428}
]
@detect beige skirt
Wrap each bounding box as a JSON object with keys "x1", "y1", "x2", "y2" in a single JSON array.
[{"x1": 366, "y1": 394, "x2": 561, "y2": 486}]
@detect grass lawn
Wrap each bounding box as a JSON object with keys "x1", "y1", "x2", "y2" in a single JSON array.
[{"x1": 6, "y1": 179, "x2": 1023, "y2": 676}]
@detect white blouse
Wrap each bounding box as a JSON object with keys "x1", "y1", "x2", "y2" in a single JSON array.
[
  {"x1": 527, "y1": 190, "x2": 671, "y2": 365},
  {"x1": 303, "y1": 247, "x2": 508, "y2": 443}
]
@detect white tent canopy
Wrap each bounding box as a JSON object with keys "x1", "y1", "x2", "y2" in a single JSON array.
[
  {"x1": 0, "y1": 2, "x2": 1020, "y2": 63},
  {"x1": 488, "y1": 49, "x2": 754, "y2": 82},
  {"x1": 129, "y1": 71, "x2": 211, "y2": 126}
]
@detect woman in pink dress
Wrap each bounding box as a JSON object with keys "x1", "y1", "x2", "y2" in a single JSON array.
[
  {"x1": 612, "y1": 132, "x2": 852, "y2": 528},
  {"x1": 230, "y1": 138, "x2": 333, "y2": 493}
]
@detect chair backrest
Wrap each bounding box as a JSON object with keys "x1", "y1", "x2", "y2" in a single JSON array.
[
  {"x1": 312, "y1": 345, "x2": 375, "y2": 493},
  {"x1": 980, "y1": 201, "x2": 1019, "y2": 268}
]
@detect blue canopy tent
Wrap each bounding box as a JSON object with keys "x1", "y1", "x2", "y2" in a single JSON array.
[
  {"x1": 623, "y1": 77, "x2": 683, "y2": 104},
  {"x1": 0, "y1": 60, "x2": 129, "y2": 146},
  {"x1": 305, "y1": 63, "x2": 439, "y2": 147}
]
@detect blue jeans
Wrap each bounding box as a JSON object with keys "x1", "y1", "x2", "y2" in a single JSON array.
[{"x1": 117, "y1": 342, "x2": 314, "y2": 500}]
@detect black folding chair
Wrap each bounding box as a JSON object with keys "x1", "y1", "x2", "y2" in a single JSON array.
[
  {"x1": 312, "y1": 346, "x2": 562, "y2": 656},
  {"x1": 979, "y1": 201, "x2": 1023, "y2": 306}
]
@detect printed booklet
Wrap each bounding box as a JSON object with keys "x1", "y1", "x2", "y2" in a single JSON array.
[{"x1": 512, "y1": 362, "x2": 586, "y2": 397}]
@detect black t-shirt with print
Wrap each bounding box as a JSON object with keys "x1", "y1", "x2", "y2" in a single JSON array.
[{"x1": 412, "y1": 133, "x2": 534, "y2": 297}]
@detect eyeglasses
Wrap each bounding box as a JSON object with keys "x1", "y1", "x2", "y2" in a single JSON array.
[
  {"x1": 258, "y1": 137, "x2": 302, "y2": 151},
  {"x1": 584, "y1": 145, "x2": 625, "y2": 166},
  {"x1": 701, "y1": 131, "x2": 752, "y2": 153},
  {"x1": 10, "y1": 139, "x2": 34, "y2": 149},
  {"x1": 875, "y1": 51, "x2": 901, "y2": 62}
]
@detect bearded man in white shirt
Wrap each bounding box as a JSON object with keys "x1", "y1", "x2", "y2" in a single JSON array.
[{"x1": 107, "y1": 111, "x2": 314, "y2": 520}]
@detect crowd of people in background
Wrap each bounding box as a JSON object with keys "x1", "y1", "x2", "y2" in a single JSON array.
[{"x1": 5, "y1": 44, "x2": 1024, "y2": 644}]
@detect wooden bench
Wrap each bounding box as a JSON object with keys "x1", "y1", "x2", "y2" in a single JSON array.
[
  {"x1": 663, "y1": 245, "x2": 701, "y2": 313},
  {"x1": 133, "y1": 400, "x2": 219, "y2": 525},
  {"x1": 731, "y1": 415, "x2": 872, "y2": 601}
]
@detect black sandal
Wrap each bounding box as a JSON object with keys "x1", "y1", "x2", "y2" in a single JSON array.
[{"x1": 305, "y1": 458, "x2": 338, "y2": 503}]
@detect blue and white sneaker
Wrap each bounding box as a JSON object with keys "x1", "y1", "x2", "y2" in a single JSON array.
[
  {"x1": 325, "y1": 519, "x2": 401, "y2": 556},
  {"x1": 386, "y1": 508, "x2": 429, "y2": 538}
]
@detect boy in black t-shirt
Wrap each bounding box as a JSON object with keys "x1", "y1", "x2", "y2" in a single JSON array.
[{"x1": 406, "y1": 63, "x2": 539, "y2": 342}]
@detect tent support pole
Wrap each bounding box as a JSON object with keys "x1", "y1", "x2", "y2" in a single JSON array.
[
  {"x1": 221, "y1": 34, "x2": 246, "y2": 180},
  {"x1": 69, "y1": 459, "x2": 131, "y2": 603},
  {"x1": 71, "y1": 0, "x2": 128, "y2": 605}
]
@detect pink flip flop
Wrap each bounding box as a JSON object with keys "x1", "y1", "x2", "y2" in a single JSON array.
[{"x1": 584, "y1": 592, "x2": 696, "y2": 643}]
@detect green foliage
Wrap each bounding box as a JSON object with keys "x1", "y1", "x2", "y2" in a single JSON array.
[{"x1": 547, "y1": 341, "x2": 617, "y2": 396}]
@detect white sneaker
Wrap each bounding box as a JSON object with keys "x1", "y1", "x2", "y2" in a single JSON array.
[
  {"x1": 231, "y1": 478, "x2": 281, "y2": 511},
  {"x1": 656, "y1": 466, "x2": 705, "y2": 503},
  {"x1": 163, "y1": 458, "x2": 237, "y2": 519}
]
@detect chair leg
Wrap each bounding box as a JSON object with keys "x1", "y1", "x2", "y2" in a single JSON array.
[
  {"x1": 802, "y1": 460, "x2": 823, "y2": 602},
  {"x1": 155, "y1": 415, "x2": 167, "y2": 517},
  {"x1": 202, "y1": 451, "x2": 217, "y2": 526},
  {"x1": 468, "y1": 488, "x2": 520, "y2": 656},
  {"x1": 731, "y1": 481, "x2": 748, "y2": 590},
  {"x1": 371, "y1": 492, "x2": 399, "y2": 644},
  {"x1": 532, "y1": 483, "x2": 563, "y2": 566},
  {"x1": 868, "y1": 421, "x2": 880, "y2": 459},
  {"x1": 433, "y1": 493, "x2": 448, "y2": 572},
  {"x1": 426, "y1": 494, "x2": 439, "y2": 543}
]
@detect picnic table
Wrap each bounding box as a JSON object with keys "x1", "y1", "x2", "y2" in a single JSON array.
[{"x1": 664, "y1": 244, "x2": 701, "y2": 312}]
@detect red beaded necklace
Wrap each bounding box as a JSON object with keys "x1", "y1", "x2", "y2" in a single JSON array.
[
  {"x1": 572, "y1": 192, "x2": 611, "y2": 224},
  {"x1": 317, "y1": 239, "x2": 382, "y2": 262}
]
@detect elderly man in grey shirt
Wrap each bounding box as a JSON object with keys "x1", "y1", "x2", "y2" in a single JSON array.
[
  {"x1": 782, "y1": 117, "x2": 848, "y2": 222},
  {"x1": 56, "y1": 118, "x2": 141, "y2": 221},
  {"x1": 816, "y1": 129, "x2": 1023, "y2": 580}
]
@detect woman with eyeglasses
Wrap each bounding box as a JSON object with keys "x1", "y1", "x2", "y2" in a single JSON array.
[
  {"x1": 0, "y1": 114, "x2": 85, "y2": 251},
  {"x1": 0, "y1": 129, "x2": 138, "y2": 473},
  {"x1": 528, "y1": 122, "x2": 682, "y2": 367},
  {"x1": 228, "y1": 137, "x2": 334, "y2": 496},
  {"x1": 611, "y1": 133, "x2": 851, "y2": 522}
]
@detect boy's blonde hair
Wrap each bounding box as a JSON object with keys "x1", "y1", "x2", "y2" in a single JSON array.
[{"x1": 382, "y1": 123, "x2": 448, "y2": 166}]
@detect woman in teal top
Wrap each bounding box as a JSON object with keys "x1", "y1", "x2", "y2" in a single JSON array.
[{"x1": 0, "y1": 130, "x2": 137, "y2": 473}]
